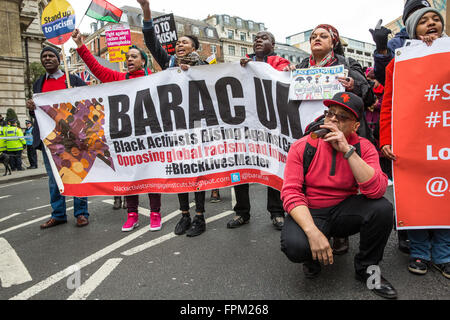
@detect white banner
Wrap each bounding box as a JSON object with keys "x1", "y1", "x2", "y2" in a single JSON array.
[{"x1": 34, "y1": 62, "x2": 326, "y2": 197}]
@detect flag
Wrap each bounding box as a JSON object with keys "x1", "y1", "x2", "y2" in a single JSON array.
[
  {"x1": 85, "y1": 0, "x2": 122, "y2": 23},
  {"x1": 77, "y1": 69, "x2": 91, "y2": 85}
]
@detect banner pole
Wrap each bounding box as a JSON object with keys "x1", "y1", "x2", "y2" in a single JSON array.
[{"x1": 61, "y1": 43, "x2": 72, "y2": 88}]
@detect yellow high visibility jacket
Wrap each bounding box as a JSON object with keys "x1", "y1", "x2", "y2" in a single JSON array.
[
  {"x1": 4, "y1": 125, "x2": 26, "y2": 152},
  {"x1": 0, "y1": 126, "x2": 6, "y2": 152}
]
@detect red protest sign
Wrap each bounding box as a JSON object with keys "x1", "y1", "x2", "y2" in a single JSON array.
[{"x1": 392, "y1": 39, "x2": 450, "y2": 229}]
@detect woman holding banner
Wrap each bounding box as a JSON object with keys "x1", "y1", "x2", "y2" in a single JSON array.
[
  {"x1": 286, "y1": 24, "x2": 376, "y2": 256},
  {"x1": 137, "y1": 0, "x2": 209, "y2": 238},
  {"x1": 71, "y1": 29, "x2": 163, "y2": 233},
  {"x1": 379, "y1": 7, "x2": 449, "y2": 279}
]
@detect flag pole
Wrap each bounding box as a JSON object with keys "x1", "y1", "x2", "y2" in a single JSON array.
[
  {"x1": 61, "y1": 43, "x2": 72, "y2": 88},
  {"x1": 76, "y1": 1, "x2": 91, "y2": 29}
]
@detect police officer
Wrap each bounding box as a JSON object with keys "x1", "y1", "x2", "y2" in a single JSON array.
[
  {"x1": 24, "y1": 120, "x2": 37, "y2": 169},
  {"x1": 4, "y1": 119, "x2": 26, "y2": 171}
]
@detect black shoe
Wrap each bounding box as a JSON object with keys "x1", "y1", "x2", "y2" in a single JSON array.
[
  {"x1": 432, "y1": 262, "x2": 450, "y2": 279},
  {"x1": 272, "y1": 216, "x2": 284, "y2": 230},
  {"x1": 227, "y1": 215, "x2": 249, "y2": 229},
  {"x1": 17, "y1": 168, "x2": 25, "y2": 171},
  {"x1": 113, "y1": 197, "x2": 122, "y2": 210},
  {"x1": 174, "y1": 214, "x2": 191, "y2": 235},
  {"x1": 186, "y1": 215, "x2": 206, "y2": 237},
  {"x1": 408, "y1": 258, "x2": 429, "y2": 275},
  {"x1": 210, "y1": 189, "x2": 221, "y2": 203},
  {"x1": 332, "y1": 237, "x2": 349, "y2": 255},
  {"x1": 355, "y1": 272, "x2": 398, "y2": 299},
  {"x1": 303, "y1": 260, "x2": 321, "y2": 279}
]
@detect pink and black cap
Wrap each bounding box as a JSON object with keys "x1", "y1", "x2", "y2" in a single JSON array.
[{"x1": 323, "y1": 92, "x2": 364, "y2": 121}]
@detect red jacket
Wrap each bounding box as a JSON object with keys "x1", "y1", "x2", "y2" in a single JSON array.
[
  {"x1": 247, "y1": 53, "x2": 290, "y2": 71},
  {"x1": 379, "y1": 60, "x2": 395, "y2": 148},
  {"x1": 76, "y1": 44, "x2": 151, "y2": 83},
  {"x1": 281, "y1": 133, "x2": 388, "y2": 212}
]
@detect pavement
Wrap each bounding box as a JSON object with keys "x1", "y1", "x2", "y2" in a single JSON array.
[{"x1": 0, "y1": 150, "x2": 47, "y2": 185}]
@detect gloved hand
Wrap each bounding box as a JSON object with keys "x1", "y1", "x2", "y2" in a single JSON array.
[{"x1": 369, "y1": 19, "x2": 391, "y2": 51}]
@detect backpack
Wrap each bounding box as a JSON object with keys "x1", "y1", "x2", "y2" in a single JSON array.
[{"x1": 302, "y1": 115, "x2": 362, "y2": 193}]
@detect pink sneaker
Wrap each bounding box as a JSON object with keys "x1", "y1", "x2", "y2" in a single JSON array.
[
  {"x1": 122, "y1": 212, "x2": 139, "y2": 232},
  {"x1": 150, "y1": 212, "x2": 162, "y2": 231}
]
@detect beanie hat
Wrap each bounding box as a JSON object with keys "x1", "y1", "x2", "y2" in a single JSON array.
[
  {"x1": 402, "y1": 0, "x2": 431, "y2": 24},
  {"x1": 40, "y1": 46, "x2": 61, "y2": 63},
  {"x1": 405, "y1": 7, "x2": 444, "y2": 39}
]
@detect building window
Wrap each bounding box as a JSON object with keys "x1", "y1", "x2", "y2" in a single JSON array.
[
  {"x1": 228, "y1": 30, "x2": 234, "y2": 39},
  {"x1": 248, "y1": 21, "x2": 254, "y2": 29},
  {"x1": 240, "y1": 32, "x2": 246, "y2": 42},
  {"x1": 241, "y1": 47, "x2": 248, "y2": 57},
  {"x1": 236, "y1": 18, "x2": 242, "y2": 28},
  {"x1": 228, "y1": 45, "x2": 235, "y2": 56},
  {"x1": 211, "y1": 45, "x2": 217, "y2": 54},
  {"x1": 224, "y1": 15, "x2": 230, "y2": 24},
  {"x1": 207, "y1": 28, "x2": 214, "y2": 38},
  {"x1": 252, "y1": 34, "x2": 256, "y2": 42},
  {"x1": 259, "y1": 23, "x2": 265, "y2": 31},
  {"x1": 192, "y1": 26, "x2": 200, "y2": 35},
  {"x1": 198, "y1": 43, "x2": 203, "y2": 51},
  {"x1": 177, "y1": 23, "x2": 184, "y2": 33}
]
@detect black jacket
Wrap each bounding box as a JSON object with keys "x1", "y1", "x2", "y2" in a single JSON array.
[
  {"x1": 30, "y1": 73, "x2": 86, "y2": 149},
  {"x1": 142, "y1": 20, "x2": 206, "y2": 70}
]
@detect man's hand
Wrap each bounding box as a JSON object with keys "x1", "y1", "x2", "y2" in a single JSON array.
[
  {"x1": 282, "y1": 64, "x2": 297, "y2": 72},
  {"x1": 337, "y1": 76, "x2": 355, "y2": 92},
  {"x1": 136, "y1": 0, "x2": 149, "y2": 7},
  {"x1": 321, "y1": 123, "x2": 351, "y2": 154},
  {"x1": 307, "y1": 229, "x2": 333, "y2": 265},
  {"x1": 381, "y1": 145, "x2": 396, "y2": 160},
  {"x1": 240, "y1": 58, "x2": 251, "y2": 67},
  {"x1": 369, "y1": 19, "x2": 391, "y2": 52},
  {"x1": 26, "y1": 99, "x2": 36, "y2": 111},
  {"x1": 71, "y1": 29, "x2": 83, "y2": 48}
]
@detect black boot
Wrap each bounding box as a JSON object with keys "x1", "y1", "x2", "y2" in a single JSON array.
[{"x1": 113, "y1": 197, "x2": 122, "y2": 210}]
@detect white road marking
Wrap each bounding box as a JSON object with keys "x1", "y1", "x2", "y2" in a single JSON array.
[
  {"x1": 67, "y1": 258, "x2": 123, "y2": 300},
  {"x1": 121, "y1": 210, "x2": 234, "y2": 256},
  {"x1": 9, "y1": 205, "x2": 189, "y2": 300},
  {"x1": 0, "y1": 238, "x2": 32, "y2": 288},
  {"x1": 0, "y1": 204, "x2": 90, "y2": 236},
  {"x1": 0, "y1": 180, "x2": 34, "y2": 189},
  {"x1": 231, "y1": 187, "x2": 236, "y2": 209},
  {"x1": 102, "y1": 199, "x2": 195, "y2": 218},
  {"x1": 0, "y1": 195, "x2": 12, "y2": 200},
  {"x1": 0, "y1": 213, "x2": 22, "y2": 223}
]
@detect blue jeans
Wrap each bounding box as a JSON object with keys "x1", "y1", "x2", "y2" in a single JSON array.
[
  {"x1": 42, "y1": 150, "x2": 88, "y2": 221},
  {"x1": 408, "y1": 229, "x2": 450, "y2": 264}
]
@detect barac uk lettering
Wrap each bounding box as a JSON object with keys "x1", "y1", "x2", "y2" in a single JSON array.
[{"x1": 108, "y1": 77, "x2": 302, "y2": 140}]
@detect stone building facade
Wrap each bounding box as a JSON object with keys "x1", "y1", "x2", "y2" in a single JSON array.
[
  {"x1": 0, "y1": 0, "x2": 52, "y2": 125},
  {"x1": 69, "y1": 5, "x2": 223, "y2": 75}
]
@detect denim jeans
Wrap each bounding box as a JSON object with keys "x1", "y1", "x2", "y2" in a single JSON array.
[
  {"x1": 42, "y1": 150, "x2": 88, "y2": 221},
  {"x1": 408, "y1": 229, "x2": 450, "y2": 264}
]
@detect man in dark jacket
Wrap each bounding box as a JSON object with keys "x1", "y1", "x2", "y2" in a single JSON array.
[
  {"x1": 26, "y1": 46, "x2": 89, "y2": 229},
  {"x1": 370, "y1": 0, "x2": 431, "y2": 85},
  {"x1": 227, "y1": 30, "x2": 290, "y2": 231}
]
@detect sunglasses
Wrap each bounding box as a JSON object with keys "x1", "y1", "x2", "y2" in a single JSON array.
[{"x1": 324, "y1": 110, "x2": 356, "y2": 122}]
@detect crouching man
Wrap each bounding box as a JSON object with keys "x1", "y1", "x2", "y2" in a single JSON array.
[{"x1": 280, "y1": 92, "x2": 397, "y2": 299}]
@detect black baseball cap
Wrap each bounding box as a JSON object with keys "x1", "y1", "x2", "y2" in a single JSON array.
[{"x1": 323, "y1": 92, "x2": 363, "y2": 121}]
